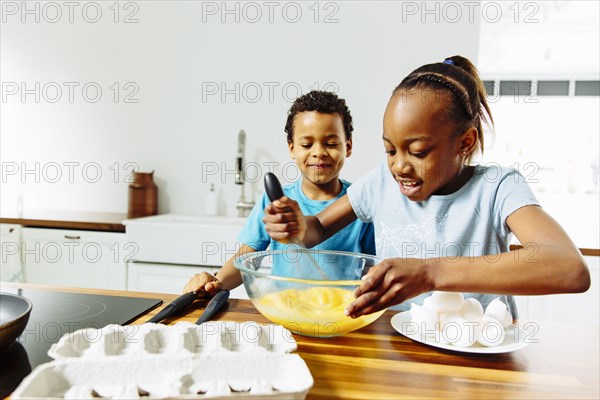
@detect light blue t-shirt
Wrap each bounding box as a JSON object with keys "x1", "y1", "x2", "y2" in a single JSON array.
[
  {"x1": 237, "y1": 179, "x2": 376, "y2": 278},
  {"x1": 347, "y1": 161, "x2": 540, "y2": 314}
]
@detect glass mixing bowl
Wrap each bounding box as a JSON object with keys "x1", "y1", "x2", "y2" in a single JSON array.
[{"x1": 234, "y1": 249, "x2": 386, "y2": 338}]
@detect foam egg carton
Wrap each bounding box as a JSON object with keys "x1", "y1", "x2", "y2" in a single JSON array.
[{"x1": 12, "y1": 322, "x2": 313, "y2": 399}]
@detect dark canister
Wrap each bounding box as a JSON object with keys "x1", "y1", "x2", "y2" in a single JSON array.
[{"x1": 128, "y1": 171, "x2": 158, "y2": 218}]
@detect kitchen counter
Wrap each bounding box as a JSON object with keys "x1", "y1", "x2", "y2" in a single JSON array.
[
  {"x1": 3, "y1": 282, "x2": 599, "y2": 399},
  {"x1": 0, "y1": 211, "x2": 127, "y2": 232}
]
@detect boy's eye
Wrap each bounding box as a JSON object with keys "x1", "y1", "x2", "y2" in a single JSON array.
[
  {"x1": 300, "y1": 144, "x2": 311, "y2": 148},
  {"x1": 385, "y1": 149, "x2": 396, "y2": 156},
  {"x1": 326, "y1": 142, "x2": 340, "y2": 147}
]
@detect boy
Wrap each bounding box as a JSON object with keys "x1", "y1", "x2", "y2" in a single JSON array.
[{"x1": 183, "y1": 91, "x2": 375, "y2": 295}]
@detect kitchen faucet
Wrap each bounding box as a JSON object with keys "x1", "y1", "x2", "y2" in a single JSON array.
[{"x1": 235, "y1": 129, "x2": 255, "y2": 217}]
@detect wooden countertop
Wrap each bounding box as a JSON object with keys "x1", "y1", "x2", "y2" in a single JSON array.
[
  {"x1": 0, "y1": 211, "x2": 127, "y2": 232},
  {"x1": 4, "y1": 283, "x2": 599, "y2": 399}
]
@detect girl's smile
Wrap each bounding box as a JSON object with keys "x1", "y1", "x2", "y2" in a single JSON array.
[{"x1": 398, "y1": 178, "x2": 423, "y2": 196}]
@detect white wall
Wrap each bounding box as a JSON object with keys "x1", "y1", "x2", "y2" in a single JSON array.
[{"x1": 1, "y1": 2, "x2": 480, "y2": 216}]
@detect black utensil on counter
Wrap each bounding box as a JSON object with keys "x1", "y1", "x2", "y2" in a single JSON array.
[
  {"x1": 263, "y1": 172, "x2": 329, "y2": 279},
  {"x1": 147, "y1": 292, "x2": 199, "y2": 323},
  {"x1": 195, "y1": 290, "x2": 230, "y2": 325},
  {"x1": 148, "y1": 289, "x2": 230, "y2": 324}
]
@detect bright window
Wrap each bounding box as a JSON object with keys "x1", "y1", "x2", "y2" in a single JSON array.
[{"x1": 478, "y1": 1, "x2": 599, "y2": 249}]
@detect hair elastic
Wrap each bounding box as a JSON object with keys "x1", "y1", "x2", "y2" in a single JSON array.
[{"x1": 443, "y1": 59, "x2": 455, "y2": 65}]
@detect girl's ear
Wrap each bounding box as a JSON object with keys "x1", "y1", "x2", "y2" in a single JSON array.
[
  {"x1": 288, "y1": 141, "x2": 295, "y2": 159},
  {"x1": 345, "y1": 138, "x2": 353, "y2": 157},
  {"x1": 458, "y1": 127, "x2": 478, "y2": 156}
]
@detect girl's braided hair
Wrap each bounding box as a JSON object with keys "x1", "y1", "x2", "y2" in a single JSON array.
[{"x1": 394, "y1": 56, "x2": 494, "y2": 162}]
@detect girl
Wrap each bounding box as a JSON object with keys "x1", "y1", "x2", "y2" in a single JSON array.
[
  {"x1": 183, "y1": 90, "x2": 375, "y2": 295},
  {"x1": 264, "y1": 56, "x2": 590, "y2": 318}
]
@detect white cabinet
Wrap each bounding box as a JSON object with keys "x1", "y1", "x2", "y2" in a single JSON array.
[
  {"x1": 127, "y1": 261, "x2": 249, "y2": 299},
  {"x1": 124, "y1": 214, "x2": 249, "y2": 299},
  {"x1": 123, "y1": 214, "x2": 247, "y2": 266},
  {"x1": 21, "y1": 227, "x2": 127, "y2": 290},
  {"x1": 1, "y1": 223, "x2": 23, "y2": 282},
  {"x1": 515, "y1": 255, "x2": 600, "y2": 325}
]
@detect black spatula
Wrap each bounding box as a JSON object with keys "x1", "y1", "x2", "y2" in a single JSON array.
[{"x1": 263, "y1": 172, "x2": 328, "y2": 280}]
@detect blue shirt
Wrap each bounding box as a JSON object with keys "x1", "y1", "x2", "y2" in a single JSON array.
[{"x1": 237, "y1": 179, "x2": 376, "y2": 278}]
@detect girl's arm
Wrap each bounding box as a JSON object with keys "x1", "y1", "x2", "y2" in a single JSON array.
[
  {"x1": 435, "y1": 205, "x2": 589, "y2": 294},
  {"x1": 346, "y1": 205, "x2": 590, "y2": 317},
  {"x1": 263, "y1": 194, "x2": 358, "y2": 247}
]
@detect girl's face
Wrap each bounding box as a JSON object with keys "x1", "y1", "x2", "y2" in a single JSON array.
[
  {"x1": 288, "y1": 111, "x2": 352, "y2": 188},
  {"x1": 382, "y1": 90, "x2": 474, "y2": 202}
]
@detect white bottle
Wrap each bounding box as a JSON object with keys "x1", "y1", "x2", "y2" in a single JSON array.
[{"x1": 204, "y1": 184, "x2": 219, "y2": 216}]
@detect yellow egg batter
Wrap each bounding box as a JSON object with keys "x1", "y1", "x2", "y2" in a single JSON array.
[{"x1": 254, "y1": 287, "x2": 385, "y2": 337}]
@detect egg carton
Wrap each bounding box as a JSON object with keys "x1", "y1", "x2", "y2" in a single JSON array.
[
  {"x1": 12, "y1": 322, "x2": 313, "y2": 399},
  {"x1": 48, "y1": 321, "x2": 298, "y2": 359}
]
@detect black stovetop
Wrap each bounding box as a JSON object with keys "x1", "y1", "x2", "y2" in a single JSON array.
[{"x1": 0, "y1": 288, "x2": 162, "y2": 396}]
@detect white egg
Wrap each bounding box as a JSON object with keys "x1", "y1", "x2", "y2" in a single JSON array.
[
  {"x1": 427, "y1": 291, "x2": 464, "y2": 312},
  {"x1": 439, "y1": 312, "x2": 463, "y2": 328},
  {"x1": 410, "y1": 303, "x2": 439, "y2": 333},
  {"x1": 409, "y1": 302, "x2": 422, "y2": 319},
  {"x1": 422, "y1": 296, "x2": 436, "y2": 311},
  {"x1": 460, "y1": 298, "x2": 484, "y2": 322},
  {"x1": 477, "y1": 316, "x2": 506, "y2": 347},
  {"x1": 439, "y1": 313, "x2": 479, "y2": 347},
  {"x1": 485, "y1": 297, "x2": 512, "y2": 328}
]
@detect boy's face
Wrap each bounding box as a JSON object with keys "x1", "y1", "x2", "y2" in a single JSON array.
[
  {"x1": 382, "y1": 90, "x2": 471, "y2": 202},
  {"x1": 288, "y1": 111, "x2": 352, "y2": 186}
]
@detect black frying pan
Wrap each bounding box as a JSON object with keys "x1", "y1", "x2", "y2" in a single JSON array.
[{"x1": 0, "y1": 293, "x2": 33, "y2": 353}]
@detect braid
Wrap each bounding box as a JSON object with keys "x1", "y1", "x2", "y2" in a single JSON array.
[
  {"x1": 405, "y1": 72, "x2": 478, "y2": 120},
  {"x1": 393, "y1": 56, "x2": 493, "y2": 162}
]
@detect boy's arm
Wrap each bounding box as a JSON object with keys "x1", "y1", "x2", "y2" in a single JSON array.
[
  {"x1": 215, "y1": 243, "x2": 256, "y2": 289},
  {"x1": 183, "y1": 243, "x2": 256, "y2": 294},
  {"x1": 346, "y1": 205, "x2": 590, "y2": 317},
  {"x1": 185, "y1": 193, "x2": 271, "y2": 295}
]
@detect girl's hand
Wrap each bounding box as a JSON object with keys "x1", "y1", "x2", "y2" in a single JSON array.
[
  {"x1": 183, "y1": 272, "x2": 222, "y2": 297},
  {"x1": 345, "y1": 258, "x2": 435, "y2": 318},
  {"x1": 263, "y1": 196, "x2": 307, "y2": 244}
]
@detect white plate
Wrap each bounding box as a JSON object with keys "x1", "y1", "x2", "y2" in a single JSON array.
[{"x1": 391, "y1": 312, "x2": 531, "y2": 354}]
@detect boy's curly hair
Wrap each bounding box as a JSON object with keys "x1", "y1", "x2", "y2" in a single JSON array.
[{"x1": 285, "y1": 90, "x2": 353, "y2": 144}]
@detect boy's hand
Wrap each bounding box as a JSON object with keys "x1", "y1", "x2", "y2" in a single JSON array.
[
  {"x1": 183, "y1": 272, "x2": 222, "y2": 297},
  {"x1": 263, "y1": 196, "x2": 306, "y2": 244},
  {"x1": 344, "y1": 258, "x2": 435, "y2": 318}
]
